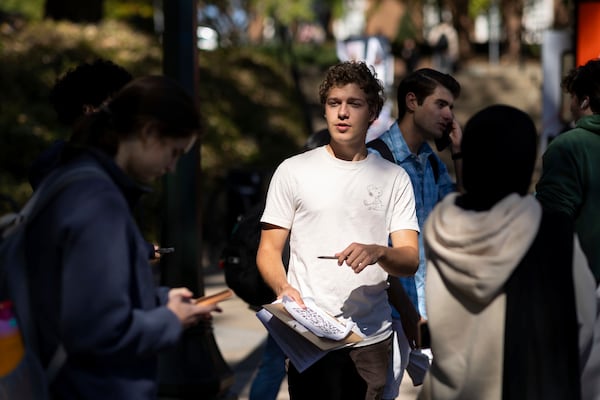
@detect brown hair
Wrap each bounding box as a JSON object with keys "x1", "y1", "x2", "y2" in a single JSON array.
[
  {"x1": 72, "y1": 75, "x2": 201, "y2": 156},
  {"x1": 396, "y1": 68, "x2": 461, "y2": 119},
  {"x1": 318, "y1": 61, "x2": 385, "y2": 120},
  {"x1": 561, "y1": 58, "x2": 600, "y2": 113}
]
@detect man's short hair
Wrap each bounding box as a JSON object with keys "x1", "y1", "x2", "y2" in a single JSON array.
[
  {"x1": 397, "y1": 68, "x2": 461, "y2": 119},
  {"x1": 561, "y1": 58, "x2": 600, "y2": 113}
]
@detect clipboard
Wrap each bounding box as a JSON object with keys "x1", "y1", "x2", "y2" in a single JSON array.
[
  {"x1": 263, "y1": 303, "x2": 363, "y2": 350},
  {"x1": 257, "y1": 303, "x2": 363, "y2": 372}
]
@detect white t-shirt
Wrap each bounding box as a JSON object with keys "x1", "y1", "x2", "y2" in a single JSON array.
[{"x1": 261, "y1": 146, "x2": 419, "y2": 346}]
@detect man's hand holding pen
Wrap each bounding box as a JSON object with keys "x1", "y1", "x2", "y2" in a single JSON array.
[{"x1": 318, "y1": 243, "x2": 382, "y2": 274}]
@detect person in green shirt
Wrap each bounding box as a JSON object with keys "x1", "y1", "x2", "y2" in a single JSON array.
[{"x1": 536, "y1": 58, "x2": 600, "y2": 283}]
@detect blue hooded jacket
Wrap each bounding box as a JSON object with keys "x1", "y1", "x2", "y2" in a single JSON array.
[{"x1": 26, "y1": 149, "x2": 181, "y2": 399}]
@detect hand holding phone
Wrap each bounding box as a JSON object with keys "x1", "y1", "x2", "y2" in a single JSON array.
[
  {"x1": 434, "y1": 122, "x2": 453, "y2": 152},
  {"x1": 193, "y1": 289, "x2": 234, "y2": 306},
  {"x1": 156, "y1": 247, "x2": 175, "y2": 254}
]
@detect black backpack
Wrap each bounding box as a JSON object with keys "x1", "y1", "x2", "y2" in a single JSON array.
[{"x1": 220, "y1": 201, "x2": 283, "y2": 308}]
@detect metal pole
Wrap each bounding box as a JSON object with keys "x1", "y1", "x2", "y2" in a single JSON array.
[
  {"x1": 160, "y1": 0, "x2": 201, "y2": 296},
  {"x1": 489, "y1": 0, "x2": 500, "y2": 65},
  {"x1": 158, "y1": 1, "x2": 233, "y2": 398}
]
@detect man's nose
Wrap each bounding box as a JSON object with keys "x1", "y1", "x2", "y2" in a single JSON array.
[
  {"x1": 443, "y1": 107, "x2": 453, "y2": 121},
  {"x1": 338, "y1": 104, "x2": 349, "y2": 119}
]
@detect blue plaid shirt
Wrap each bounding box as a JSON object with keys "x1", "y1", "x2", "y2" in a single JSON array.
[{"x1": 369, "y1": 121, "x2": 455, "y2": 318}]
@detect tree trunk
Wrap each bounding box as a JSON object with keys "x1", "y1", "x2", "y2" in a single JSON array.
[
  {"x1": 44, "y1": 0, "x2": 104, "y2": 23},
  {"x1": 553, "y1": 0, "x2": 572, "y2": 29},
  {"x1": 501, "y1": 0, "x2": 524, "y2": 62},
  {"x1": 450, "y1": 0, "x2": 473, "y2": 63}
]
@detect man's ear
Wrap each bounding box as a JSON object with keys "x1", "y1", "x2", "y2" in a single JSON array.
[
  {"x1": 580, "y1": 98, "x2": 589, "y2": 109},
  {"x1": 369, "y1": 110, "x2": 378, "y2": 124},
  {"x1": 139, "y1": 121, "x2": 160, "y2": 144},
  {"x1": 406, "y1": 92, "x2": 418, "y2": 113}
]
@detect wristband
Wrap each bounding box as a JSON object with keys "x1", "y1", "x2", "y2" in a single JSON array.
[{"x1": 451, "y1": 152, "x2": 463, "y2": 160}]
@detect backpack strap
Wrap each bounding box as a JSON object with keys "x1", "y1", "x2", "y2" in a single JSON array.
[
  {"x1": 367, "y1": 138, "x2": 441, "y2": 184},
  {"x1": 2, "y1": 165, "x2": 110, "y2": 238},
  {"x1": 25, "y1": 164, "x2": 109, "y2": 225},
  {"x1": 428, "y1": 154, "x2": 440, "y2": 184},
  {"x1": 366, "y1": 138, "x2": 395, "y2": 163},
  {"x1": 46, "y1": 344, "x2": 67, "y2": 382}
]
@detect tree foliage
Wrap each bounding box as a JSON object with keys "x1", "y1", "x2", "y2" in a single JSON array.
[
  {"x1": 1, "y1": 0, "x2": 44, "y2": 19},
  {"x1": 0, "y1": 16, "x2": 333, "y2": 242},
  {"x1": 469, "y1": 0, "x2": 491, "y2": 18},
  {"x1": 249, "y1": 0, "x2": 315, "y2": 25}
]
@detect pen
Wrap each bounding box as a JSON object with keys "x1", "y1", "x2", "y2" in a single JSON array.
[
  {"x1": 156, "y1": 247, "x2": 175, "y2": 254},
  {"x1": 318, "y1": 256, "x2": 341, "y2": 259}
]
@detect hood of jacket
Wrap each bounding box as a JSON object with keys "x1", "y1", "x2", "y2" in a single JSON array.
[
  {"x1": 423, "y1": 192, "x2": 542, "y2": 306},
  {"x1": 577, "y1": 113, "x2": 600, "y2": 134}
]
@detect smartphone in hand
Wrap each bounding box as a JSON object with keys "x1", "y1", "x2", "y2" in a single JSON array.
[
  {"x1": 193, "y1": 289, "x2": 233, "y2": 306},
  {"x1": 434, "y1": 122, "x2": 452, "y2": 151}
]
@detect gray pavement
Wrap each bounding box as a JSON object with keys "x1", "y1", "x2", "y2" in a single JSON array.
[{"x1": 203, "y1": 266, "x2": 287, "y2": 400}]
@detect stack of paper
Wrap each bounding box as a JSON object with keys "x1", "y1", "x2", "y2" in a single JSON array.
[
  {"x1": 282, "y1": 296, "x2": 354, "y2": 340},
  {"x1": 256, "y1": 297, "x2": 363, "y2": 372}
]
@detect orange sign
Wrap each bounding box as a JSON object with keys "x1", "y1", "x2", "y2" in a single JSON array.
[{"x1": 577, "y1": 1, "x2": 600, "y2": 66}]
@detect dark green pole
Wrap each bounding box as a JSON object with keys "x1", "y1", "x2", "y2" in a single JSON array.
[
  {"x1": 158, "y1": 1, "x2": 233, "y2": 398},
  {"x1": 160, "y1": 0, "x2": 202, "y2": 296}
]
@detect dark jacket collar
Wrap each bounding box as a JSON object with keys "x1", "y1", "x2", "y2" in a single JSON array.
[{"x1": 66, "y1": 146, "x2": 152, "y2": 210}]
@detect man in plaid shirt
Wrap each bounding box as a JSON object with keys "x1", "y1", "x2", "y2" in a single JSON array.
[{"x1": 368, "y1": 68, "x2": 462, "y2": 399}]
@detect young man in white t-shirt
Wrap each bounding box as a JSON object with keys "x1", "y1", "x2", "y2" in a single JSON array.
[{"x1": 257, "y1": 61, "x2": 420, "y2": 400}]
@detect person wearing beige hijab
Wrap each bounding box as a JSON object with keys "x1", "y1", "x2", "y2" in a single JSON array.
[{"x1": 419, "y1": 105, "x2": 581, "y2": 400}]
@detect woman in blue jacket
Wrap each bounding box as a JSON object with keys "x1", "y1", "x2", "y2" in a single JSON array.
[{"x1": 26, "y1": 75, "x2": 219, "y2": 399}]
